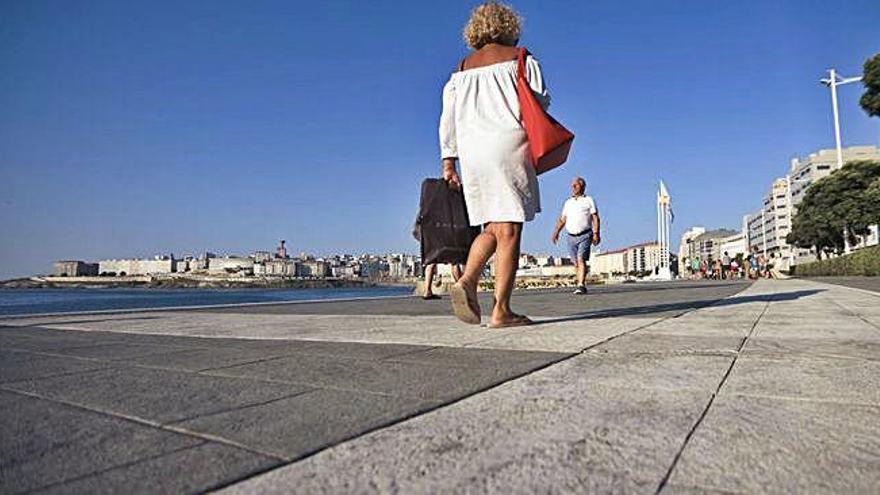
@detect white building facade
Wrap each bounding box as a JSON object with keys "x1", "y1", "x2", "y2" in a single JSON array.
[{"x1": 746, "y1": 146, "x2": 880, "y2": 268}]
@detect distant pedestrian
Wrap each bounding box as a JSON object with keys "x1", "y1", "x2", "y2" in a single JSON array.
[
  {"x1": 551, "y1": 177, "x2": 601, "y2": 294},
  {"x1": 757, "y1": 252, "x2": 767, "y2": 278},
  {"x1": 440, "y1": 2, "x2": 554, "y2": 328},
  {"x1": 721, "y1": 251, "x2": 731, "y2": 280},
  {"x1": 422, "y1": 263, "x2": 463, "y2": 300},
  {"x1": 767, "y1": 252, "x2": 789, "y2": 279}
]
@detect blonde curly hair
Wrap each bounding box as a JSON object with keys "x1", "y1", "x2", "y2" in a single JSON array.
[{"x1": 462, "y1": 2, "x2": 523, "y2": 49}]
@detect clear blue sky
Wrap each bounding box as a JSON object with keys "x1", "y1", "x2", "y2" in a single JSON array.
[{"x1": 1, "y1": 0, "x2": 879, "y2": 278}]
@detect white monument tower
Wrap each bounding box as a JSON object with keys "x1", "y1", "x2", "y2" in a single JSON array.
[{"x1": 656, "y1": 180, "x2": 673, "y2": 280}]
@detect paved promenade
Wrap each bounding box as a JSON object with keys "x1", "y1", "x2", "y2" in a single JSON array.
[{"x1": 1, "y1": 279, "x2": 878, "y2": 493}]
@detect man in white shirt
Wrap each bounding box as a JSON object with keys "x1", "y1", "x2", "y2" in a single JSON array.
[{"x1": 551, "y1": 177, "x2": 601, "y2": 294}]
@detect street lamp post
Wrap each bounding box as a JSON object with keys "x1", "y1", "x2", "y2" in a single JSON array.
[{"x1": 820, "y1": 68, "x2": 863, "y2": 254}]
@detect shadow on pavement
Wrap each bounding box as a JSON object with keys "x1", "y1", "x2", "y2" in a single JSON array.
[{"x1": 532, "y1": 289, "x2": 825, "y2": 326}]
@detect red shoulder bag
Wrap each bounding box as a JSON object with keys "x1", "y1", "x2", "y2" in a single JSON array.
[{"x1": 516, "y1": 48, "x2": 574, "y2": 175}]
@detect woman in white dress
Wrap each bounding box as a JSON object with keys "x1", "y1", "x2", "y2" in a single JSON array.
[{"x1": 440, "y1": 2, "x2": 550, "y2": 328}]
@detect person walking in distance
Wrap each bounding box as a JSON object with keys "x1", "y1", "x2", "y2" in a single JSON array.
[
  {"x1": 551, "y1": 177, "x2": 600, "y2": 294},
  {"x1": 422, "y1": 263, "x2": 463, "y2": 300},
  {"x1": 440, "y1": 2, "x2": 554, "y2": 328}
]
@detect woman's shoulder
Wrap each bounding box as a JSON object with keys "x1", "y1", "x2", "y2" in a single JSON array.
[{"x1": 458, "y1": 44, "x2": 523, "y2": 71}]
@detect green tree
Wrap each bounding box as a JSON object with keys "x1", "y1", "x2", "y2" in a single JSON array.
[
  {"x1": 861, "y1": 53, "x2": 880, "y2": 118},
  {"x1": 787, "y1": 160, "x2": 880, "y2": 259}
]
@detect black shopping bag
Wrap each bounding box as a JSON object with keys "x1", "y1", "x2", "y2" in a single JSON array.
[{"x1": 414, "y1": 179, "x2": 480, "y2": 267}]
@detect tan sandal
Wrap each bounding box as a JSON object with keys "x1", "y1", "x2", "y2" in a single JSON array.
[
  {"x1": 450, "y1": 282, "x2": 481, "y2": 324},
  {"x1": 487, "y1": 314, "x2": 533, "y2": 329}
]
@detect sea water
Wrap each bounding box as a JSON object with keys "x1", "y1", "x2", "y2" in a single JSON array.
[{"x1": 0, "y1": 286, "x2": 414, "y2": 316}]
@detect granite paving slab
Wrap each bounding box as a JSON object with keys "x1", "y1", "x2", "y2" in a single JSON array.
[
  {"x1": 204, "y1": 353, "x2": 549, "y2": 402},
  {"x1": 743, "y1": 336, "x2": 880, "y2": 361},
  {"x1": 723, "y1": 354, "x2": 880, "y2": 405},
  {"x1": 0, "y1": 390, "x2": 201, "y2": 494},
  {"x1": 0, "y1": 349, "x2": 111, "y2": 384},
  {"x1": 35, "y1": 442, "x2": 278, "y2": 495},
  {"x1": 666, "y1": 394, "x2": 880, "y2": 494},
  {"x1": 173, "y1": 388, "x2": 440, "y2": 460},
  {"x1": 217, "y1": 356, "x2": 716, "y2": 494},
  {"x1": 2, "y1": 366, "x2": 313, "y2": 424},
  {"x1": 593, "y1": 332, "x2": 742, "y2": 356}
]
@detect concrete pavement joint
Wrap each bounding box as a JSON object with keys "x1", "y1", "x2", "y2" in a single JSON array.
[
  {"x1": 25, "y1": 441, "x2": 215, "y2": 494},
  {"x1": 825, "y1": 296, "x2": 880, "y2": 333},
  {"x1": 726, "y1": 391, "x2": 880, "y2": 408},
  {"x1": 0, "y1": 366, "x2": 113, "y2": 387},
  {"x1": 0, "y1": 387, "x2": 291, "y2": 462},
  {"x1": 203, "y1": 351, "x2": 579, "y2": 494},
  {"x1": 655, "y1": 301, "x2": 770, "y2": 494},
  {"x1": 199, "y1": 370, "x2": 414, "y2": 399},
  {"x1": 162, "y1": 389, "x2": 319, "y2": 430},
  {"x1": 0, "y1": 364, "x2": 117, "y2": 386}
]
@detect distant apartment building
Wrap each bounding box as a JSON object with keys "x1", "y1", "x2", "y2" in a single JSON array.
[
  {"x1": 53, "y1": 260, "x2": 99, "y2": 277},
  {"x1": 745, "y1": 145, "x2": 880, "y2": 268},
  {"x1": 254, "y1": 258, "x2": 297, "y2": 277},
  {"x1": 252, "y1": 251, "x2": 273, "y2": 263},
  {"x1": 331, "y1": 265, "x2": 358, "y2": 278},
  {"x1": 626, "y1": 242, "x2": 661, "y2": 275},
  {"x1": 98, "y1": 257, "x2": 175, "y2": 276},
  {"x1": 388, "y1": 254, "x2": 420, "y2": 279},
  {"x1": 719, "y1": 231, "x2": 747, "y2": 258},
  {"x1": 535, "y1": 255, "x2": 555, "y2": 267},
  {"x1": 591, "y1": 248, "x2": 627, "y2": 278},
  {"x1": 207, "y1": 257, "x2": 254, "y2": 275},
  {"x1": 679, "y1": 228, "x2": 738, "y2": 274},
  {"x1": 298, "y1": 260, "x2": 330, "y2": 278},
  {"x1": 590, "y1": 242, "x2": 664, "y2": 278},
  {"x1": 694, "y1": 229, "x2": 739, "y2": 262},
  {"x1": 677, "y1": 227, "x2": 706, "y2": 275}
]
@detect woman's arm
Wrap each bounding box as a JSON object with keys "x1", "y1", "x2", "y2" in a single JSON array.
[{"x1": 439, "y1": 78, "x2": 460, "y2": 189}]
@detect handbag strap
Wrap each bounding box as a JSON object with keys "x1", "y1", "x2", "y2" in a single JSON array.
[{"x1": 516, "y1": 47, "x2": 531, "y2": 81}]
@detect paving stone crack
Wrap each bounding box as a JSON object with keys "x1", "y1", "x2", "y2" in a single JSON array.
[
  {"x1": 23, "y1": 441, "x2": 214, "y2": 494},
  {"x1": 826, "y1": 296, "x2": 880, "y2": 333},
  {"x1": 655, "y1": 300, "x2": 770, "y2": 494},
  {"x1": 0, "y1": 387, "x2": 290, "y2": 462}
]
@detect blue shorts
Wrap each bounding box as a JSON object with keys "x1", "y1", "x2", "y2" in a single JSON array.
[{"x1": 568, "y1": 231, "x2": 592, "y2": 262}]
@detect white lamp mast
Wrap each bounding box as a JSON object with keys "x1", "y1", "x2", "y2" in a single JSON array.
[
  {"x1": 820, "y1": 68, "x2": 863, "y2": 254},
  {"x1": 657, "y1": 180, "x2": 672, "y2": 280}
]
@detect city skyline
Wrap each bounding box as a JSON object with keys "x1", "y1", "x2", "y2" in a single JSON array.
[{"x1": 2, "y1": 1, "x2": 879, "y2": 279}]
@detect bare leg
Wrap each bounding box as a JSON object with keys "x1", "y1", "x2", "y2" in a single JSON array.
[
  {"x1": 451, "y1": 263, "x2": 463, "y2": 282},
  {"x1": 459, "y1": 231, "x2": 497, "y2": 288},
  {"x1": 450, "y1": 230, "x2": 497, "y2": 324},
  {"x1": 576, "y1": 259, "x2": 586, "y2": 287},
  {"x1": 423, "y1": 263, "x2": 436, "y2": 297},
  {"x1": 488, "y1": 222, "x2": 527, "y2": 326}
]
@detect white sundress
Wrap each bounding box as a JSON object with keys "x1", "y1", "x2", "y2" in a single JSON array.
[{"x1": 439, "y1": 55, "x2": 551, "y2": 226}]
